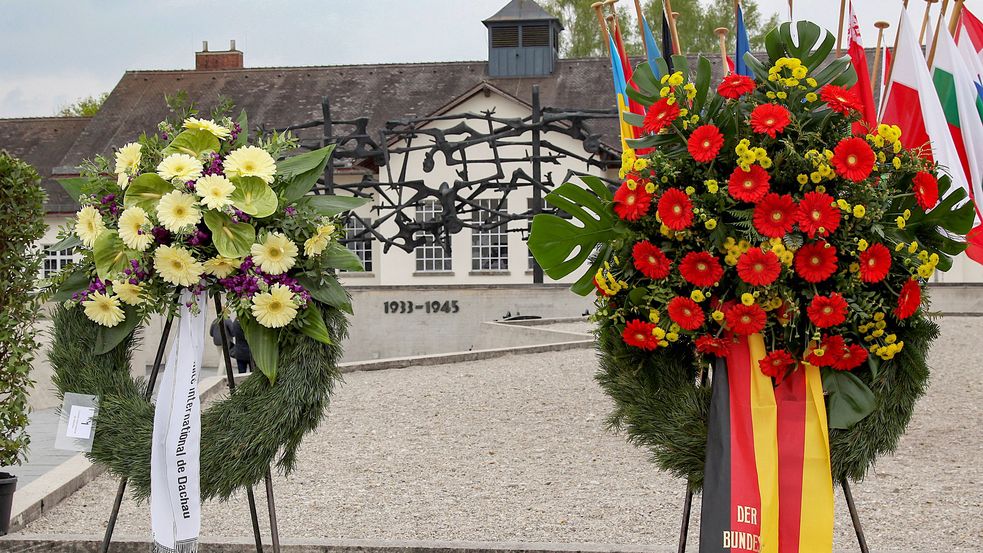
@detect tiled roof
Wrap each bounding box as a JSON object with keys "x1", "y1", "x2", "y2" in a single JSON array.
[{"x1": 0, "y1": 117, "x2": 91, "y2": 213}]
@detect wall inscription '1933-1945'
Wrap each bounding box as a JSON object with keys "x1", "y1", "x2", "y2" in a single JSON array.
[{"x1": 383, "y1": 300, "x2": 461, "y2": 314}]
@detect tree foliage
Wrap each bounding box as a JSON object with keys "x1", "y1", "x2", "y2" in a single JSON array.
[
  {"x1": 0, "y1": 151, "x2": 46, "y2": 467},
  {"x1": 543, "y1": 0, "x2": 780, "y2": 58},
  {"x1": 57, "y1": 92, "x2": 109, "y2": 117}
]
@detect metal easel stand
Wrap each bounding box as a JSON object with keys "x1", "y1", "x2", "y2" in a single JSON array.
[{"x1": 99, "y1": 295, "x2": 283, "y2": 553}]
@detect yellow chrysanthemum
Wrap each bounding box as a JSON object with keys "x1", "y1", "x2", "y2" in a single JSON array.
[
  {"x1": 118, "y1": 206, "x2": 152, "y2": 251},
  {"x1": 183, "y1": 117, "x2": 231, "y2": 139},
  {"x1": 114, "y1": 142, "x2": 142, "y2": 177},
  {"x1": 157, "y1": 153, "x2": 203, "y2": 182},
  {"x1": 250, "y1": 232, "x2": 298, "y2": 275},
  {"x1": 195, "y1": 175, "x2": 236, "y2": 210},
  {"x1": 251, "y1": 283, "x2": 298, "y2": 328},
  {"x1": 157, "y1": 190, "x2": 201, "y2": 233},
  {"x1": 114, "y1": 282, "x2": 144, "y2": 306},
  {"x1": 154, "y1": 245, "x2": 204, "y2": 287},
  {"x1": 74, "y1": 206, "x2": 106, "y2": 247},
  {"x1": 224, "y1": 146, "x2": 277, "y2": 184},
  {"x1": 83, "y1": 292, "x2": 125, "y2": 327},
  {"x1": 203, "y1": 256, "x2": 241, "y2": 278}
]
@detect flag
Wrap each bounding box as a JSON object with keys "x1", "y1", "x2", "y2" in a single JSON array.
[
  {"x1": 931, "y1": 19, "x2": 983, "y2": 263},
  {"x1": 953, "y1": 7, "x2": 983, "y2": 117},
  {"x1": 846, "y1": 1, "x2": 877, "y2": 134},
  {"x1": 735, "y1": 2, "x2": 752, "y2": 77},
  {"x1": 662, "y1": 10, "x2": 675, "y2": 73},
  {"x1": 639, "y1": 10, "x2": 664, "y2": 78},
  {"x1": 612, "y1": 22, "x2": 645, "y2": 127},
  {"x1": 608, "y1": 33, "x2": 635, "y2": 151},
  {"x1": 699, "y1": 334, "x2": 834, "y2": 553}
]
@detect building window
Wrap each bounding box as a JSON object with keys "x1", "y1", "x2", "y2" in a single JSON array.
[
  {"x1": 472, "y1": 198, "x2": 509, "y2": 271},
  {"x1": 42, "y1": 245, "x2": 77, "y2": 279},
  {"x1": 415, "y1": 201, "x2": 452, "y2": 272},
  {"x1": 343, "y1": 216, "x2": 373, "y2": 272}
]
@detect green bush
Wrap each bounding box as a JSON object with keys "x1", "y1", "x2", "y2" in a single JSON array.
[{"x1": 0, "y1": 151, "x2": 46, "y2": 468}]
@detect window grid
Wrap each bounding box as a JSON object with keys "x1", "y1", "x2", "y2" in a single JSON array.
[
  {"x1": 415, "y1": 201, "x2": 453, "y2": 272},
  {"x1": 42, "y1": 245, "x2": 77, "y2": 279},
  {"x1": 343, "y1": 216, "x2": 373, "y2": 272},
  {"x1": 472, "y1": 199, "x2": 509, "y2": 271}
]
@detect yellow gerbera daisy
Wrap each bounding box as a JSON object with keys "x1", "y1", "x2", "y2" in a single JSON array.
[
  {"x1": 114, "y1": 282, "x2": 144, "y2": 306},
  {"x1": 250, "y1": 232, "x2": 298, "y2": 275},
  {"x1": 117, "y1": 206, "x2": 152, "y2": 251},
  {"x1": 303, "y1": 223, "x2": 335, "y2": 257},
  {"x1": 157, "y1": 190, "x2": 201, "y2": 233},
  {"x1": 203, "y1": 256, "x2": 241, "y2": 278},
  {"x1": 183, "y1": 117, "x2": 231, "y2": 139},
  {"x1": 224, "y1": 146, "x2": 277, "y2": 184},
  {"x1": 157, "y1": 153, "x2": 203, "y2": 182},
  {"x1": 251, "y1": 284, "x2": 298, "y2": 328},
  {"x1": 74, "y1": 205, "x2": 106, "y2": 247},
  {"x1": 195, "y1": 175, "x2": 236, "y2": 210},
  {"x1": 83, "y1": 292, "x2": 125, "y2": 327},
  {"x1": 154, "y1": 245, "x2": 204, "y2": 287},
  {"x1": 114, "y1": 142, "x2": 142, "y2": 177}
]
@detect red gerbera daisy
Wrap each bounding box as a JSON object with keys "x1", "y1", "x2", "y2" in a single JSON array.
[
  {"x1": 749, "y1": 103, "x2": 791, "y2": 138},
  {"x1": 820, "y1": 84, "x2": 863, "y2": 115},
  {"x1": 753, "y1": 193, "x2": 797, "y2": 238},
  {"x1": 679, "y1": 251, "x2": 724, "y2": 287},
  {"x1": 913, "y1": 171, "x2": 940, "y2": 210},
  {"x1": 622, "y1": 319, "x2": 660, "y2": 351},
  {"x1": 632, "y1": 241, "x2": 672, "y2": 280},
  {"x1": 728, "y1": 165, "x2": 771, "y2": 203},
  {"x1": 613, "y1": 181, "x2": 652, "y2": 222},
  {"x1": 858, "y1": 243, "x2": 892, "y2": 283},
  {"x1": 895, "y1": 278, "x2": 921, "y2": 319},
  {"x1": 657, "y1": 188, "x2": 694, "y2": 230},
  {"x1": 831, "y1": 137, "x2": 876, "y2": 182},
  {"x1": 643, "y1": 98, "x2": 681, "y2": 134},
  {"x1": 717, "y1": 74, "x2": 756, "y2": 99},
  {"x1": 725, "y1": 303, "x2": 767, "y2": 335},
  {"x1": 759, "y1": 349, "x2": 796, "y2": 380},
  {"x1": 832, "y1": 344, "x2": 869, "y2": 371},
  {"x1": 737, "y1": 247, "x2": 782, "y2": 286},
  {"x1": 695, "y1": 334, "x2": 732, "y2": 357},
  {"x1": 806, "y1": 335, "x2": 846, "y2": 367},
  {"x1": 687, "y1": 124, "x2": 725, "y2": 163},
  {"x1": 807, "y1": 292, "x2": 848, "y2": 328},
  {"x1": 794, "y1": 241, "x2": 838, "y2": 283},
  {"x1": 668, "y1": 296, "x2": 705, "y2": 331},
  {"x1": 797, "y1": 191, "x2": 841, "y2": 238}
]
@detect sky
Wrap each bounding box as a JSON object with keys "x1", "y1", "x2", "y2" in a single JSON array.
[{"x1": 1, "y1": 0, "x2": 981, "y2": 118}]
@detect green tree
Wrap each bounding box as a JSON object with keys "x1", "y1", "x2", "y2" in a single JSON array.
[
  {"x1": 57, "y1": 92, "x2": 109, "y2": 117},
  {"x1": 544, "y1": 0, "x2": 779, "y2": 58}
]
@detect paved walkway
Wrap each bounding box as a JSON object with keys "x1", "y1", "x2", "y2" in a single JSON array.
[{"x1": 1, "y1": 408, "x2": 77, "y2": 487}]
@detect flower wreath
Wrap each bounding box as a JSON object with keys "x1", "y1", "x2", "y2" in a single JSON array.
[
  {"x1": 47, "y1": 101, "x2": 367, "y2": 499},
  {"x1": 529, "y1": 22, "x2": 974, "y2": 486}
]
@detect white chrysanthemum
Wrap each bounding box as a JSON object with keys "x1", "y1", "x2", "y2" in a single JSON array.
[
  {"x1": 74, "y1": 206, "x2": 106, "y2": 247},
  {"x1": 83, "y1": 292, "x2": 125, "y2": 327},
  {"x1": 183, "y1": 117, "x2": 231, "y2": 139},
  {"x1": 114, "y1": 282, "x2": 144, "y2": 306},
  {"x1": 117, "y1": 206, "x2": 152, "y2": 251},
  {"x1": 195, "y1": 175, "x2": 236, "y2": 210},
  {"x1": 203, "y1": 256, "x2": 241, "y2": 278},
  {"x1": 114, "y1": 142, "x2": 142, "y2": 176},
  {"x1": 224, "y1": 146, "x2": 277, "y2": 184},
  {"x1": 156, "y1": 190, "x2": 201, "y2": 233},
  {"x1": 157, "y1": 153, "x2": 203, "y2": 182},
  {"x1": 154, "y1": 245, "x2": 204, "y2": 287},
  {"x1": 250, "y1": 232, "x2": 298, "y2": 275},
  {"x1": 251, "y1": 283, "x2": 298, "y2": 328}
]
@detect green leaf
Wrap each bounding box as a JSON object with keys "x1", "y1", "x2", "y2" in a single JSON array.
[
  {"x1": 528, "y1": 176, "x2": 622, "y2": 297},
  {"x1": 234, "y1": 109, "x2": 249, "y2": 147},
  {"x1": 623, "y1": 111, "x2": 646, "y2": 128},
  {"x1": 692, "y1": 56, "x2": 712, "y2": 114},
  {"x1": 297, "y1": 194, "x2": 370, "y2": 217},
  {"x1": 124, "y1": 173, "x2": 175, "y2": 212},
  {"x1": 50, "y1": 233, "x2": 82, "y2": 252},
  {"x1": 896, "y1": 175, "x2": 975, "y2": 270},
  {"x1": 240, "y1": 317, "x2": 279, "y2": 384},
  {"x1": 278, "y1": 145, "x2": 335, "y2": 204},
  {"x1": 631, "y1": 61, "x2": 661, "y2": 96},
  {"x1": 57, "y1": 177, "x2": 89, "y2": 203},
  {"x1": 161, "y1": 128, "x2": 220, "y2": 158},
  {"x1": 670, "y1": 55, "x2": 689, "y2": 76},
  {"x1": 94, "y1": 305, "x2": 141, "y2": 355},
  {"x1": 296, "y1": 273, "x2": 352, "y2": 314},
  {"x1": 321, "y1": 242, "x2": 363, "y2": 271},
  {"x1": 230, "y1": 176, "x2": 278, "y2": 218},
  {"x1": 203, "y1": 211, "x2": 256, "y2": 258},
  {"x1": 822, "y1": 368, "x2": 877, "y2": 430},
  {"x1": 53, "y1": 269, "x2": 90, "y2": 303},
  {"x1": 297, "y1": 305, "x2": 332, "y2": 345},
  {"x1": 92, "y1": 231, "x2": 133, "y2": 280}
]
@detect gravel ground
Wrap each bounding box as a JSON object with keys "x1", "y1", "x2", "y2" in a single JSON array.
[{"x1": 23, "y1": 317, "x2": 983, "y2": 550}]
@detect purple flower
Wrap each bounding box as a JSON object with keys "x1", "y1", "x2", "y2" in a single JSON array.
[
  {"x1": 232, "y1": 209, "x2": 251, "y2": 223},
  {"x1": 151, "y1": 226, "x2": 172, "y2": 245},
  {"x1": 284, "y1": 206, "x2": 297, "y2": 216}
]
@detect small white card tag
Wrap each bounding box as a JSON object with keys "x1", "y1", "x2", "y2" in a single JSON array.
[
  {"x1": 55, "y1": 393, "x2": 99, "y2": 452},
  {"x1": 65, "y1": 405, "x2": 95, "y2": 439}
]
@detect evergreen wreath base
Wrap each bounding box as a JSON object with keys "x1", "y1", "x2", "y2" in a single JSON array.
[{"x1": 50, "y1": 303, "x2": 348, "y2": 501}]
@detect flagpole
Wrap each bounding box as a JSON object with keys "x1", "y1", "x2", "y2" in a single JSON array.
[
  {"x1": 918, "y1": 0, "x2": 939, "y2": 45},
  {"x1": 633, "y1": 0, "x2": 649, "y2": 59},
  {"x1": 788, "y1": 0, "x2": 794, "y2": 21},
  {"x1": 715, "y1": 27, "x2": 730, "y2": 72},
  {"x1": 592, "y1": 2, "x2": 611, "y2": 54},
  {"x1": 948, "y1": 0, "x2": 965, "y2": 34},
  {"x1": 837, "y1": 0, "x2": 847, "y2": 55},
  {"x1": 884, "y1": 0, "x2": 912, "y2": 102},
  {"x1": 664, "y1": 0, "x2": 682, "y2": 53},
  {"x1": 927, "y1": 0, "x2": 951, "y2": 66},
  {"x1": 872, "y1": 21, "x2": 890, "y2": 88}
]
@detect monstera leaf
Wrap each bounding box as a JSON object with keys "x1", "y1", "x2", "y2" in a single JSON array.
[
  {"x1": 890, "y1": 174, "x2": 976, "y2": 271},
  {"x1": 204, "y1": 211, "x2": 256, "y2": 258},
  {"x1": 528, "y1": 176, "x2": 624, "y2": 296},
  {"x1": 162, "y1": 129, "x2": 220, "y2": 158},
  {"x1": 230, "y1": 176, "x2": 277, "y2": 218},
  {"x1": 746, "y1": 21, "x2": 856, "y2": 88},
  {"x1": 822, "y1": 368, "x2": 876, "y2": 430},
  {"x1": 124, "y1": 174, "x2": 176, "y2": 212}
]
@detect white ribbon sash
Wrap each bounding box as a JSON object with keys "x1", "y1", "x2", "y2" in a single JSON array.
[{"x1": 150, "y1": 292, "x2": 205, "y2": 553}]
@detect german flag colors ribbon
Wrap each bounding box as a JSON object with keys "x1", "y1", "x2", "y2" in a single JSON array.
[{"x1": 699, "y1": 334, "x2": 834, "y2": 553}]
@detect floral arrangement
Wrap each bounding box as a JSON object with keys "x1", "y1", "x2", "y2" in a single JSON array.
[{"x1": 50, "y1": 101, "x2": 367, "y2": 382}]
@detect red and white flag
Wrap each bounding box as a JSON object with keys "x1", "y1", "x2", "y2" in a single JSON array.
[
  {"x1": 846, "y1": 1, "x2": 877, "y2": 134},
  {"x1": 954, "y1": 6, "x2": 983, "y2": 79}
]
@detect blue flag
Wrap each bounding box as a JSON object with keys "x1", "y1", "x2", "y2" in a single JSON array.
[
  {"x1": 735, "y1": 4, "x2": 752, "y2": 77},
  {"x1": 640, "y1": 12, "x2": 663, "y2": 78}
]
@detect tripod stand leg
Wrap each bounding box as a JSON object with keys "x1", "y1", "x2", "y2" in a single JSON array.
[
  {"x1": 676, "y1": 486, "x2": 694, "y2": 553},
  {"x1": 264, "y1": 470, "x2": 282, "y2": 553},
  {"x1": 841, "y1": 478, "x2": 870, "y2": 553}
]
